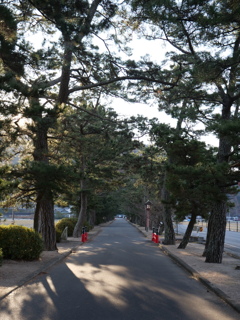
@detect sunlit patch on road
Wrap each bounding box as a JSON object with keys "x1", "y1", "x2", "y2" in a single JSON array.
[{"x1": 66, "y1": 262, "x2": 129, "y2": 309}]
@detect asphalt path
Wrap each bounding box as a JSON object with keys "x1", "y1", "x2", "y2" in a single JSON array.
[
  {"x1": 224, "y1": 232, "x2": 240, "y2": 256},
  {"x1": 0, "y1": 219, "x2": 239, "y2": 320}
]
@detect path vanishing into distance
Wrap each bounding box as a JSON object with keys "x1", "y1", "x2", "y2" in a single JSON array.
[{"x1": 0, "y1": 219, "x2": 239, "y2": 320}]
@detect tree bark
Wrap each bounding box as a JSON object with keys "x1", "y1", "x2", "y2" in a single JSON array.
[
  {"x1": 204, "y1": 201, "x2": 227, "y2": 263},
  {"x1": 161, "y1": 175, "x2": 175, "y2": 245},
  {"x1": 31, "y1": 97, "x2": 57, "y2": 250},
  {"x1": 178, "y1": 213, "x2": 196, "y2": 249},
  {"x1": 203, "y1": 95, "x2": 232, "y2": 262},
  {"x1": 161, "y1": 109, "x2": 186, "y2": 245},
  {"x1": 202, "y1": 210, "x2": 214, "y2": 257},
  {"x1": 73, "y1": 180, "x2": 88, "y2": 238},
  {"x1": 35, "y1": 191, "x2": 57, "y2": 251},
  {"x1": 58, "y1": 40, "x2": 73, "y2": 104},
  {"x1": 88, "y1": 209, "x2": 96, "y2": 226},
  {"x1": 33, "y1": 201, "x2": 40, "y2": 231}
]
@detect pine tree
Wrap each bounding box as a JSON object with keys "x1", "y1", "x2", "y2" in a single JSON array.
[{"x1": 128, "y1": 0, "x2": 240, "y2": 262}]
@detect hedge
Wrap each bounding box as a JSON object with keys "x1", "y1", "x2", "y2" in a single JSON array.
[
  {"x1": 0, "y1": 225, "x2": 43, "y2": 260},
  {"x1": 55, "y1": 218, "x2": 93, "y2": 242},
  {"x1": 55, "y1": 217, "x2": 78, "y2": 238}
]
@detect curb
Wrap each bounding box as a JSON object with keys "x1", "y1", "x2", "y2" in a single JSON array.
[
  {"x1": 131, "y1": 222, "x2": 240, "y2": 314},
  {"x1": 160, "y1": 245, "x2": 240, "y2": 314}
]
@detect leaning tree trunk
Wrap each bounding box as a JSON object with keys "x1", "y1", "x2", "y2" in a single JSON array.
[
  {"x1": 178, "y1": 213, "x2": 196, "y2": 249},
  {"x1": 73, "y1": 181, "x2": 88, "y2": 238}
]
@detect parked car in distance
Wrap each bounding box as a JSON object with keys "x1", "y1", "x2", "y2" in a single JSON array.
[{"x1": 115, "y1": 215, "x2": 125, "y2": 219}]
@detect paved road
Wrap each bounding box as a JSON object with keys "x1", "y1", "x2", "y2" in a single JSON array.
[
  {"x1": 0, "y1": 219, "x2": 239, "y2": 320},
  {"x1": 224, "y1": 232, "x2": 240, "y2": 256},
  {"x1": 177, "y1": 223, "x2": 240, "y2": 256}
]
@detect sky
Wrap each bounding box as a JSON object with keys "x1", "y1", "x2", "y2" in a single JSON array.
[
  {"x1": 112, "y1": 97, "x2": 219, "y2": 147},
  {"x1": 112, "y1": 98, "x2": 170, "y2": 121}
]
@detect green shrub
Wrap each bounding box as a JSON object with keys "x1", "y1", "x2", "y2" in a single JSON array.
[
  {"x1": 55, "y1": 227, "x2": 62, "y2": 243},
  {"x1": 0, "y1": 225, "x2": 43, "y2": 261},
  {"x1": 55, "y1": 217, "x2": 78, "y2": 237},
  {"x1": 0, "y1": 248, "x2": 3, "y2": 266}
]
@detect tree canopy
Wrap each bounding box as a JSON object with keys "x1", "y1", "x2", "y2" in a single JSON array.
[{"x1": 0, "y1": 0, "x2": 239, "y2": 262}]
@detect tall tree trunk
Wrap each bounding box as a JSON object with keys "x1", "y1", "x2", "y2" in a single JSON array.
[
  {"x1": 202, "y1": 209, "x2": 214, "y2": 257},
  {"x1": 203, "y1": 96, "x2": 232, "y2": 262},
  {"x1": 33, "y1": 201, "x2": 40, "y2": 231},
  {"x1": 178, "y1": 213, "x2": 196, "y2": 249},
  {"x1": 161, "y1": 174, "x2": 175, "y2": 245},
  {"x1": 204, "y1": 200, "x2": 227, "y2": 263},
  {"x1": 58, "y1": 40, "x2": 73, "y2": 104},
  {"x1": 161, "y1": 108, "x2": 186, "y2": 245},
  {"x1": 35, "y1": 191, "x2": 57, "y2": 251},
  {"x1": 31, "y1": 98, "x2": 57, "y2": 250},
  {"x1": 73, "y1": 180, "x2": 88, "y2": 238},
  {"x1": 88, "y1": 209, "x2": 96, "y2": 226}
]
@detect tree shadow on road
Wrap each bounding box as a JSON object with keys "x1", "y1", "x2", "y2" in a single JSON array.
[{"x1": 0, "y1": 222, "x2": 239, "y2": 320}]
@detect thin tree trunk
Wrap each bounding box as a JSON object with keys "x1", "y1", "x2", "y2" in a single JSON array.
[{"x1": 178, "y1": 213, "x2": 196, "y2": 249}]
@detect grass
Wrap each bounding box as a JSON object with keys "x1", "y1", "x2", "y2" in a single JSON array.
[{"x1": 0, "y1": 219, "x2": 34, "y2": 228}]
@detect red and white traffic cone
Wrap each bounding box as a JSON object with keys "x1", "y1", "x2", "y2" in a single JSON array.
[
  {"x1": 84, "y1": 228, "x2": 88, "y2": 242},
  {"x1": 155, "y1": 229, "x2": 159, "y2": 244},
  {"x1": 152, "y1": 228, "x2": 155, "y2": 242}
]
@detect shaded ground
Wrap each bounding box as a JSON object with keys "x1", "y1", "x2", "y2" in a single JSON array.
[{"x1": 0, "y1": 221, "x2": 240, "y2": 314}]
